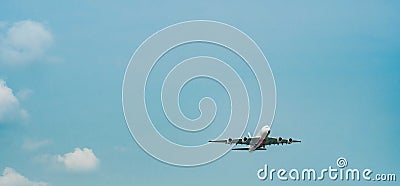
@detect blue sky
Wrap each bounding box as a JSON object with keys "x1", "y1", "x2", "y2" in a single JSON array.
[{"x1": 0, "y1": 1, "x2": 399, "y2": 185}]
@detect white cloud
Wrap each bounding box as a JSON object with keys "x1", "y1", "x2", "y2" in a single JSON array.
[
  {"x1": 0, "y1": 167, "x2": 48, "y2": 186},
  {"x1": 56, "y1": 148, "x2": 99, "y2": 172},
  {"x1": 0, "y1": 79, "x2": 28, "y2": 123},
  {"x1": 22, "y1": 139, "x2": 51, "y2": 151},
  {"x1": 0, "y1": 20, "x2": 53, "y2": 65}
]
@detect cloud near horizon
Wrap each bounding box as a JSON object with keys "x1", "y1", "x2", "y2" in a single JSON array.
[{"x1": 0, "y1": 167, "x2": 48, "y2": 186}]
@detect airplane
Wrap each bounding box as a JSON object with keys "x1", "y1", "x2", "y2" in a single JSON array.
[{"x1": 208, "y1": 125, "x2": 301, "y2": 151}]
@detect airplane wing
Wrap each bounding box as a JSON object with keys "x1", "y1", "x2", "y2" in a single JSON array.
[
  {"x1": 208, "y1": 136, "x2": 260, "y2": 145},
  {"x1": 264, "y1": 137, "x2": 301, "y2": 145}
]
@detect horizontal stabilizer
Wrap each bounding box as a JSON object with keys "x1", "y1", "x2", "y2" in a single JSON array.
[{"x1": 232, "y1": 147, "x2": 266, "y2": 151}]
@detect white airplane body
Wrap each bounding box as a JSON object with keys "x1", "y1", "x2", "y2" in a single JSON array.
[{"x1": 209, "y1": 125, "x2": 301, "y2": 151}]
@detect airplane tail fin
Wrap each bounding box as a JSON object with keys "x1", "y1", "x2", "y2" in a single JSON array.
[{"x1": 247, "y1": 132, "x2": 252, "y2": 138}]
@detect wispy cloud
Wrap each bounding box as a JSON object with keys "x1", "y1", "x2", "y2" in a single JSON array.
[
  {"x1": 0, "y1": 20, "x2": 53, "y2": 65},
  {"x1": 0, "y1": 167, "x2": 48, "y2": 186},
  {"x1": 22, "y1": 138, "x2": 51, "y2": 151},
  {"x1": 113, "y1": 145, "x2": 130, "y2": 153},
  {"x1": 0, "y1": 79, "x2": 28, "y2": 123},
  {"x1": 0, "y1": 21, "x2": 6, "y2": 29},
  {"x1": 17, "y1": 89, "x2": 33, "y2": 101}
]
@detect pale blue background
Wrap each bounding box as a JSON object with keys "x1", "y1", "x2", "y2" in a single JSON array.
[{"x1": 1, "y1": 1, "x2": 399, "y2": 185}]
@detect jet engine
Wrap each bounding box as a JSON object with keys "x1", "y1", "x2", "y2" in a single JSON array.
[
  {"x1": 227, "y1": 138, "x2": 233, "y2": 144},
  {"x1": 237, "y1": 137, "x2": 248, "y2": 144},
  {"x1": 277, "y1": 137, "x2": 283, "y2": 143},
  {"x1": 287, "y1": 138, "x2": 293, "y2": 144}
]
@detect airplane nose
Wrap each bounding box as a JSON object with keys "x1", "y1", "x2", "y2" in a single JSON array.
[{"x1": 262, "y1": 126, "x2": 269, "y2": 134}]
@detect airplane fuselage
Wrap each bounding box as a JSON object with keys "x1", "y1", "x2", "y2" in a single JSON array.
[{"x1": 249, "y1": 125, "x2": 271, "y2": 151}]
